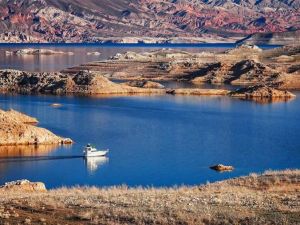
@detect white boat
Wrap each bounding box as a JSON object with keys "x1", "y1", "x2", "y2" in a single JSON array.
[{"x1": 83, "y1": 144, "x2": 109, "y2": 157}]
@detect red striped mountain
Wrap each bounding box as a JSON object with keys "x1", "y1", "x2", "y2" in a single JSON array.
[{"x1": 0, "y1": 0, "x2": 299, "y2": 43}]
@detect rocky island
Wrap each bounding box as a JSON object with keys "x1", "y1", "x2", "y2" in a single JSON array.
[{"x1": 5, "y1": 48, "x2": 73, "y2": 55}]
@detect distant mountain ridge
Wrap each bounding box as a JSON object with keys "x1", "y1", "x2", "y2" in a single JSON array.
[{"x1": 0, "y1": 0, "x2": 299, "y2": 43}]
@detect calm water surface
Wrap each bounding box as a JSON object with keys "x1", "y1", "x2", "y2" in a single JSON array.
[
  {"x1": 0, "y1": 43, "x2": 297, "y2": 188},
  {"x1": 0, "y1": 94, "x2": 299, "y2": 188}
]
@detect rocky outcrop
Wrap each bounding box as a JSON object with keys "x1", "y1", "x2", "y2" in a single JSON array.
[
  {"x1": 225, "y1": 44, "x2": 262, "y2": 54},
  {"x1": 125, "y1": 80, "x2": 165, "y2": 89},
  {"x1": 229, "y1": 85, "x2": 296, "y2": 100},
  {"x1": 166, "y1": 88, "x2": 229, "y2": 96},
  {"x1": 191, "y1": 60, "x2": 284, "y2": 86},
  {"x1": 4, "y1": 109, "x2": 38, "y2": 124},
  {"x1": 66, "y1": 71, "x2": 164, "y2": 95},
  {"x1": 63, "y1": 46, "x2": 300, "y2": 90},
  {"x1": 63, "y1": 49, "x2": 207, "y2": 81},
  {"x1": 210, "y1": 164, "x2": 234, "y2": 172},
  {"x1": 287, "y1": 65, "x2": 300, "y2": 74},
  {"x1": 0, "y1": 70, "x2": 165, "y2": 95},
  {"x1": 5, "y1": 48, "x2": 71, "y2": 55},
  {"x1": 0, "y1": 180, "x2": 46, "y2": 192},
  {"x1": 0, "y1": 109, "x2": 72, "y2": 146},
  {"x1": 0, "y1": 70, "x2": 69, "y2": 94},
  {"x1": 111, "y1": 49, "x2": 198, "y2": 61}
]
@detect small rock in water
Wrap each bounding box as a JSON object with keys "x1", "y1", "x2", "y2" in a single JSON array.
[
  {"x1": 50, "y1": 103, "x2": 62, "y2": 107},
  {"x1": 87, "y1": 51, "x2": 101, "y2": 56},
  {"x1": 210, "y1": 164, "x2": 234, "y2": 172},
  {"x1": 61, "y1": 138, "x2": 73, "y2": 144}
]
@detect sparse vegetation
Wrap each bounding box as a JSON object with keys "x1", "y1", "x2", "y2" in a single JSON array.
[{"x1": 0, "y1": 170, "x2": 299, "y2": 224}]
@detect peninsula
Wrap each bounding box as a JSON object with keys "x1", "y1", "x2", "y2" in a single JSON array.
[{"x1": 0, "y1": 108, "x2": 72, "y2": 146}]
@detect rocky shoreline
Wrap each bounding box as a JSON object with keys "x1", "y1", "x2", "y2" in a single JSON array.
[
  {"x1": 0, "y1": 68, "x2": 296, "y2": 103},
  {"x1": 0, "y1": 70, "x2": 295, "y2": 102},
  {"x1": 0, "y1": 108, "x2": 72, "y2": 146},
  {"x1": 0, "y1": 45, "x2": 298, "y2": 103}
]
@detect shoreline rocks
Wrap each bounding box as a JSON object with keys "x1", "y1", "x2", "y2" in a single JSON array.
[
  {"x1": 229, "y1": 85, "x2": 296, "y2": 100},
  {"x1": 0, "y1": 68, "x2": 296, "y2": 103},
  {"x1": 5, "y1": 48, "x2": 72, "y2": 55},
  {"x1": 210, "y1": 164, "x2": 234, "y2": 172},
  {"x1": 0, "y1": 108, "x2": 72, "y2": 146},
  {"x1": 166, "y1": 88, "x2": 230, "y2": 96},
  {"x1": 0, "y1": 70, "x2": 165, "y2": 96},
  {"x1": 191, "y1": 60, "x2": 284, "y2": 86},
  {"x1": 0, "y1": 180, "x2": 46, "y2": 192},
  {"x1": 125, "y1": 80, "x2": 165, "y2": 89}
]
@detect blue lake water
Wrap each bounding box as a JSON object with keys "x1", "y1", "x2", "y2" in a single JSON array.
[
  {"x1": 0, "y1": 94, "x2": 299, "y2": 188},
  {"x1": 0, "y1": 43, "x2": 298, "y2": 189}
]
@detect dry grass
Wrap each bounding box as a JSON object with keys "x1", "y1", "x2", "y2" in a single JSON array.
[{"x1": 0, "y1": 170, "x2": 299, "y2": 225}]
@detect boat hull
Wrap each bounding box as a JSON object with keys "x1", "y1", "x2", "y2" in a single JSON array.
[{"x1": 84, "y1": 150, "x2": 108, "y2": 157}]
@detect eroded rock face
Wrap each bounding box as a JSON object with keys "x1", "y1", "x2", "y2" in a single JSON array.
[
  {"x1": 0, "y1": 109, "x2": 72, "y2": 146},
  {"x1": 229, "y1": 85, "x2": 296, "y2": 100},
  {"x1": 191, "y1": 60, "x2": 284, "y2": 86},
  {"x1": 125, "y1": 80, "x2": 165, "y2": 89},
  {"x1": 0, "y1": 0, "x2": 299, "y2": 43},
  {"x1": 0, "y1": 70, "x2": 165, "y2": 95},
  {"x1": 0, "y1": 70, "x2": 69, "y2": 94},
  {"x1": 0, "y1": 180, "x2": 46, "y2": 192}
]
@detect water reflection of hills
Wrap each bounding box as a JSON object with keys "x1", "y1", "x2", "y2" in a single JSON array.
[
  {"x1": 0, "y1": 145, "x2": 60, "y2": 157},
  {"x1": 84, "y1": 157, "x2": 109, "y2": 173},
  {"x1": 247, "y1": 97, "x2": 295, "y2": 104}
]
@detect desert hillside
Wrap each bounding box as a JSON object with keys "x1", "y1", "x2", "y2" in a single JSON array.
[{"x1": 0, "y1": 0, "x2": 299, "y2": 43}]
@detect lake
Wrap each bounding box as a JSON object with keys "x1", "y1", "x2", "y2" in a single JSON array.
[
  {"x1": 0, "y1": 43, "x2": 298, "y2": 189},
  {"x1": 0, "y1": 93, "x2": 299, "y2": 188}
]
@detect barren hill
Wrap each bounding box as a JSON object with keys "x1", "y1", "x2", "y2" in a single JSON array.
[{"x1": 0, "y1": 0, "x2": 299, "y2": 43}]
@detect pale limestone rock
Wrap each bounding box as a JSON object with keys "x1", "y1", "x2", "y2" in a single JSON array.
[{"x1": 0, "y1": 180, "x2": 46, "y2": 192}]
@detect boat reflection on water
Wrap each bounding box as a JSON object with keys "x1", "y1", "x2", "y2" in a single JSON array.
[{"x1": 84, "y1": 156, "x2": 109, "y2": 173}]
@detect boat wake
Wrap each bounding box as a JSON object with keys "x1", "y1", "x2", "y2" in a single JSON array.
[{"x1": 0, "y1": 155, "x2": 84, "y2": 163}]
